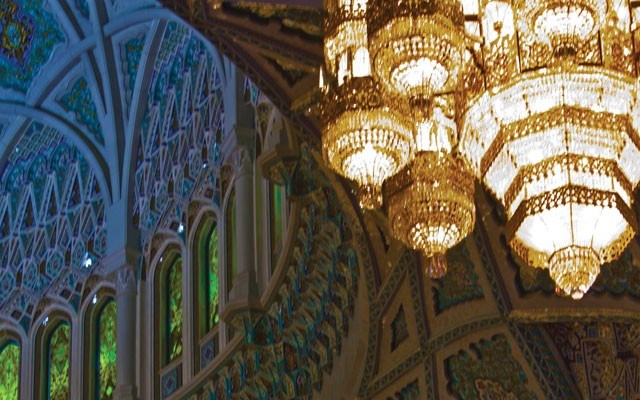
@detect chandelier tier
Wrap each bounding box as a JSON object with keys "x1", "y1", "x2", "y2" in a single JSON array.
[
  {"x1": 366, "y1": 0, "x2": 467, "y2": 99},
  {"x1": 514, "y1": 0, "x2": 607, "y2": 56},
  {"x1": 459, "y1": 0, "x2": 640, "y2": 298}
]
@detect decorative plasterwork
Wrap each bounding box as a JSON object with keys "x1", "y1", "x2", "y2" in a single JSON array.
[
  {"x1": 546, "y1": 322, "x2": 640, "y2": 399},
  {"x1": 446, "y1": 334, "x2": 538, "y2": 399},
  {"x1": 0, "y1": 121, "x2": 106, "y2": 331},
  {"x1": 0, "y1": 0, "x2": 64, "y2": 93},
  {"x1": 120, "y1": 34, "x2": 147, "y2": 111},
  {"x1": 158, "y1": 0, "x2": 323, "y2": 139},
  {"x1": 134, "y1": 21, "x2": 224, "y2": 235},
  {"x1": 58, "y1": 77, "x2": 104, "y2": 145}
]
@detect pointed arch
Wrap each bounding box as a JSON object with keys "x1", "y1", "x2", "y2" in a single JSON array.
[
  {"x1": 33, "y1": 311, "x2": 73, "y2": 400},
  {"x1": 82, "y1": 286, "x2": 116, "y2": 399},
  {"x1": 191, "y1": 208, "x2": 222, "y2": 372}
]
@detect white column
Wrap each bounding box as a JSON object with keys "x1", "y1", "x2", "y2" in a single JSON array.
[{"x1": 114, "y1": 265, "x2": 138, "y2": 400}]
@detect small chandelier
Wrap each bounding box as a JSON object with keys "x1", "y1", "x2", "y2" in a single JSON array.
[
  {"x1": 384, "y1": 109, "x2": 476, "y2": 278},
  {"x1": 322, "y1": 77, "x2": 414, "y2": 208},
  {"x1": 321, "y1": 0, "x2": 414, "y2": 209},
  {"x1": 460, "y1": 0, "x2": 640, "y2": 298}
]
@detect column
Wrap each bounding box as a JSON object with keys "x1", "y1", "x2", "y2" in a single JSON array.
[
  {"x1": 229, "y1": 146, "x2": 259, "y2": 303},
  {"x1": 114, "y1": 264, "x2": 138, "y2": 400}
]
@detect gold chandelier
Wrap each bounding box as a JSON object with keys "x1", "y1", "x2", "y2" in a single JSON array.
[
  {"x1": 321, "y1": 0, "x2": 414, "y2": 209},
  {"x1": 459, "y1": 0, "x2": 640, "y2": 298},
  {"x1": 321, "y1": 0, "x2": 640, "y2": 298}
]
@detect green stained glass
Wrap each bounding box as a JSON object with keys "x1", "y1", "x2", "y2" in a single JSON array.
[
  {"x1": 48, "y1": 323, "x2": 70, "y2": 400},
  {"x1": 227, "y1": 192, "x2": 237, "y2": 292},
  {"x1": 270, "y1": 184, "x2": 284, "y2": 267},
  {"x1": 0, "y1": 342, "x2": 20, "y2": 400},
  {"x1": 167, "y1": 257, "x2": 183, "y2": 362},
  {"x1": 97, "y1": 301, "x2": 116, "y2": 399},
  {"x1": 207, "y1": 226, "x2": 220, "y2": 330}
]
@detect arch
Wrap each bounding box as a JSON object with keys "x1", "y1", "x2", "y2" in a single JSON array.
[
  {"x1": 0, "y1": 106, "x2": 112, "y2": 203},
  {"x1": 0, "y1": 330, "x2": 21, "y2": 400},
  {"x1": 33, "y1": 311, "x2": 73, "y2": 400},
  {"x1": 82, "y1": 286, "x2": 117, "y2": 400},
  {"x1": 192, "y1": 209, "x2": 222, "y2": 372},
  {"x1": 152, "y1": 242, "x2": 184, "y2": 399}
]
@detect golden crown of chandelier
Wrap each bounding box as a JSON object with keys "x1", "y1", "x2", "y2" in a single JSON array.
[{"x1": 320, "y1": 0, "x2": 640, "y2": 298}]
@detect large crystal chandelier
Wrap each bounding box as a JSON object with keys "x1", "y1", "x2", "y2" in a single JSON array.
[
  {"x1": 321, "y1": 0, "x2": 640, "y2": 297},
  {"x1": 459, "y1": 0, "x2": 640, "y2": 298}
]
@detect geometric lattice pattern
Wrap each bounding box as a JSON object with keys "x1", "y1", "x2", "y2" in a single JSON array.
[
  {"x1": 0, "y1": 121, "x2": 106, "y2": 330},
  {"x1": 134, "y1": 21, "x2": 224, "y2": 235}
]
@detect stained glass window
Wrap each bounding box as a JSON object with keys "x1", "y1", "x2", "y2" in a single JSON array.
[
  {"x1": 166, "y1": 257, "x2": 183, "y2": 363},
  {"x1": 0, "y1": 341, "x2": 20, "y2": 400},
  {"x1": 47, "y1": 323, "x2": 70, "y2": 400},
  {"x1": 226, "y1": 191, "x2": 237, "y2": 294},
  {"x1": 97, "y1": 301, "x2": 116, "y2": 399},
  {"x1": 270, "y1": 183, "x2": 285, "y2": 269},
  {"x1": 206, "y1": 225, "x2": 220, "y2": 331}
]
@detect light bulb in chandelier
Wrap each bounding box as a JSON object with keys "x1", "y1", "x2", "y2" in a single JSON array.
[
  {"x1": 366, "y1": 0, "x2": 466, "y2": 98},
  {"x1": 384, "y1": 151, "x2": 476, "y2": 278}
]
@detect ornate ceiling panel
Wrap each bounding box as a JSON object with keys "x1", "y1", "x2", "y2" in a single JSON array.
[
  {"x1": 0, "y1": 120, "x2": 106, "y2": 330},
  {"x1": 158, "y1": 0, "x2": 324, "y2": 136}
]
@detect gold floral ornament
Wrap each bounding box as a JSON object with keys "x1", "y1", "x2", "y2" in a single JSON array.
[
  {"x1": 460, "y1": 0, "x2": 640, "y2": 299},
  {"x1": 384, "y1": 109, "x2": 476, "y2": 278},
  {"x1": 321, "y1": 0, "x2": 415, "y2": 209},
  {"x1": 366, "y1": 0, "x2": 467, "y2": 99}
]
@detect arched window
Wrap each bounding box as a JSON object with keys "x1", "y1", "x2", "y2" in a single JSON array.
[
  {"x1": 84, "y1": 292, "x2": 117, "y2": 400},
  {"x1": 96, "y1": 300, "x2": 116, "y2": 399},
  {"x1": 194, "y1": 216, "x2": 220, "y2": 371},
  {"x1": 166, "y1": 256, "x2": 183, "y2": 363},
  {"x1": 46, "y1": 322, "x2": 71, "y2": 399},
  {"x1": 226, "y1": 189, "x2": 237, "y2": 297},
  {"x1": 0, "y1": 340, "x2": 20, "y2": 400},
  {"x1": 154, "y1": 249, "x2": 184, "y2": 399}
]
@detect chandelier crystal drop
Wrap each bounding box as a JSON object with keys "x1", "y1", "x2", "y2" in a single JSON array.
[
  {"x1": 460, "y1": 0, "x2": 640, "y2": 299},
  {"x1": 366, "y1": 0, "x2": 467, "y2": 98}
]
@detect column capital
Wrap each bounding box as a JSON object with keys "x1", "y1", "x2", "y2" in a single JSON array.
[{"x1": 115, "y1": 267, "x2": 137, "y2": 296}]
